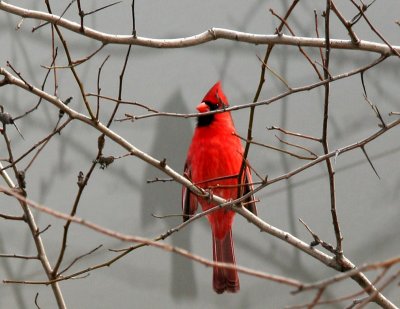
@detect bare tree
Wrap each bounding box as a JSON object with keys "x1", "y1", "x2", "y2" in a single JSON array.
[{"x1": 0, "y1": 1, "x2": 399, "y2": 308}]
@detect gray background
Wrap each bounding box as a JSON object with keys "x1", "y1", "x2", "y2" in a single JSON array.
[{"x1": 0, "y1": 1, "x2": 399, "y2": 308}]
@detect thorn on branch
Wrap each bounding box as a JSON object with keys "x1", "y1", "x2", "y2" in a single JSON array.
[
  {"x1": 58, "y1": 244, "x2": 103, "y2": 276},
  {"x1": 363, "y1": 94, "x2": 386, "y2": 128},
  {"x1": 34, "y1": 292, "x2": 40, "y2": 309},
  {"x1": 0, "y1": 106, "x2": 24, "y2": 139},
  {"x1": 360, "y1": 71, "x2": 368, "y2": 97},
  {"x1": 349, "y1": 0, "x2": 377, "y2": 26},
  {"x1": 256, "y1": 54, "x2": 291, "y2": 90},
  {"x1": 16, "y1": 18, "x2": 24, "y2": 30},
  {"x1": 267, "y1": 126, "x2": 321, "y2": 142},
  {"x1": 32, "y1": 0, "x2": 76, "y2": 32},
  {"x1": 84, "y1": 1, "x2": 123, "y2": 18},
  {"x1": 333, "y1": 149, "x2": 341, "y2": 165},
  {"x1": 274, "y1": 134, "x2": 318, "y2": 159},
  {"x1": 6, "y1": 61, "x2": 33, "y2": 91},
  {"x1": 35, "y1": 224, "x2": 51, "y2": 236},
  {"x1": 361, "y1": 146, "x2": 381, "y2": 179}
]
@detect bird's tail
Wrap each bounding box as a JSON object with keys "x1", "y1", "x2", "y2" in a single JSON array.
[{"x1": 212, "y1": 229, "x2": 239, "y2": 294}]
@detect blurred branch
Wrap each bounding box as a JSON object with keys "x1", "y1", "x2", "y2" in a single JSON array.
[
  {"x1": 0, "y1": 253, "x2": 38, "y2": 259},
  {"x1": 0, "y1": 185, "x2": 303, "y2": 289}
]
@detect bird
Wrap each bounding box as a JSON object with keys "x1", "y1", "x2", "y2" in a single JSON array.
[{"x1": 182, "y1": 81, "x2": 257, "y2": 294}]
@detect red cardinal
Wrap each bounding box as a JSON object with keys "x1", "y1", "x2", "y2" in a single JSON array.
[{"x1": 182, "y1": 81, "x2": 257, "y2": 294}]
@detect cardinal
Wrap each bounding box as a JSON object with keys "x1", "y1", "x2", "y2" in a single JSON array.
[{"x1": 182, "y1": 81, "x2": 257, "y2": 294}]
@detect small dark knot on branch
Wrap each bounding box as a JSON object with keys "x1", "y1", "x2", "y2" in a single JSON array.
[
  {"x1": 310, "y1": 240, "x2": 319, "y2": 247},
  {"x1": 159, "y1": 158, "x2": 167, "y2": 168},
  {"x1": 208, "y1": 28, "x2": 217, "y2": 40},
  {"x1": 59, "y1": 96, "x2": 73, "y2": 119},
  {"x1": 0, "y1": 111, "x2": 14, "y2": 125},
  {"x1": 77, "y1": 171, "x2": 85, "y2": 187},
  {"x1": 97, "y1": 135, "x2": 105, "y2": 153},
  {"x1": 96, "y1": 156, "x2": 115, "y2": 169},
  {"x1": 16, "y1": 170, "x2": 26, "y2": 189},
  {"x1": 0, "y1": 107, "x2": 24, "y2": 139}
]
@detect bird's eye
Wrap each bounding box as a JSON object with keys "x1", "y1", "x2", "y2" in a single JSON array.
[{"x1": 204, "y1": 101, "x2": 219, "y2": 111}]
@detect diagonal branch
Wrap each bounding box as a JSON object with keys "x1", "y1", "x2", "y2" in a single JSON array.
[
  {"x1": 0, "y1": 186, "x2": 303, "y2": 289},
  {"x1": 1, "y1": 66, "x2": 400, "y2": 307}
]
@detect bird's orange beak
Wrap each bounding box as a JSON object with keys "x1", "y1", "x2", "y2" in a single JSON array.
[{"x1": 196, "y1": 102, "x2": 209, "y2": 113}]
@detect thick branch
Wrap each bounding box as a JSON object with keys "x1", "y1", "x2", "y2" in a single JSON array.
[
  {"x1": 0, "y1": 2, "x2": 399, "y2": 54},
  {"x1": 0, "y1": 67, "x2": 205, "y2": 200},
  {"x1": 235, "y1": 207, "x2": 397, "y2": 309}
]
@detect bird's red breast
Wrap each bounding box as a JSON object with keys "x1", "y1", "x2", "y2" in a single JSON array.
[{"x1": 182, "y1": 81, "x2": 257, "y2": 293}]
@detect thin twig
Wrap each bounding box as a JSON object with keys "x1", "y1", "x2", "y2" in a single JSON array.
[
  {"x1": 331, "y1": 1, "x2": 360, "y2": 44},
  {"x1": 350, "y1": 0, "x2": 400, "y2": 57},
  {"x1": 321, "y1": 0, "x2": 343, "y2": 259},
  {"x1": 1, "y1": 118, "x2": 71, "y2": 172},
  {"x1": 268, "y1": 126, "x2": 321, "y2": 142},
  {"x1": 269, "y1": 7, "x2": 323, "y2": 80},
  {"x1": 238, "y1": 0, "x2": 301, "y2": 193},
  {"x1": 58, "y1": 245, "x2": 103, "y2": 276},
  {"x1": 96, "y1": 55, "x2": 110, "y2": 120},
  {"x1": 44, "y1": 0, "x2": 95, "y2": 119},
  {"x1": 234, "y1": 132, "x2": 316, "y2": 160},
  {"x1": 0, "y1": 253, "x2": 38, "y2": 259}
]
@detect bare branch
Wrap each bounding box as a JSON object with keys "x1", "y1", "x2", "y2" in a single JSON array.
[
  {"x1": 0, "y1": 186, "x2": 303, "y2": 289},
  {"x1": 0, "y1": 2, "x2": 399, "y2": 54}
]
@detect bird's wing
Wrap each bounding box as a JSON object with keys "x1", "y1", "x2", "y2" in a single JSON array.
[{"x1": 182, "y1": 162, "x2": 198, "y2": 222}]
